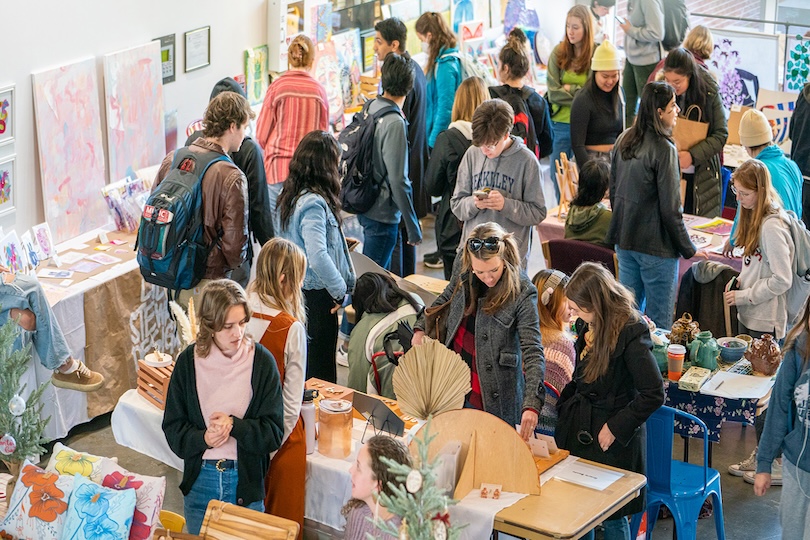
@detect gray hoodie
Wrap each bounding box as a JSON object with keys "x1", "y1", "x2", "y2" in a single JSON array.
[
  {"x1": 451, "y1": 135, "x2": 547, "y2": 265},
  {"x1": 624, "y1": 0, "x2": 664, "y2": 66}
]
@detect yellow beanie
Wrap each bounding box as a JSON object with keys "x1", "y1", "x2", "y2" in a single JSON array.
[
  {"x1": 739, "y1": 109, "x2": 773, "y2": 148},
  {"x1": 591, "y1": 40, "x2": 622, "y2": 71}
]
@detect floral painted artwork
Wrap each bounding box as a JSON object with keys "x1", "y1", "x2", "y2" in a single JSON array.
[
  {"x1": 0, "y1": 460, "x2": 74, "y2": 540},
  {"x1": 786, "y1": 34, "x2": 810, "y2": 92},
  {"x1": 32, "y1": 58, "x2": 111, "y2": 243},
  {"x1": 32, "y1": 222, "x2": 55, "y2": 259},
  {"x1": 313, "y1": 41, "x2": 345, "y2": 130},
  {"x1": 245, "y1": 45, "x2": 269, "y2": 106},
  {"x1": 60, "y1": 475, "x2": 136, "y2": 540},
  {"x1": 0, "y1": 230, "x2": 27, "y2": 274},
  {"x1": 711, "y1": 38, "x2": 744, "y2": 109},
  {"x1": 0, "y1": 85, "x2": 14, "y2": 147},
  {"x1": 104, "y1": 41, "x2": 166, "y2": 183},
  {"x1": 0, "y1": 155, "x2": 15, "y2": 217}
]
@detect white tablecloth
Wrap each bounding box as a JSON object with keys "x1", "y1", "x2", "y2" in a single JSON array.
[{"x1": 111, "y1": 389, "x2": 183, "y2": 470}]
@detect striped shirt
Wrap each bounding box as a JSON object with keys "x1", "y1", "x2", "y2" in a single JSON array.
[{"x1": 255, "y1": 70, "x2": 329, "y2": 185}]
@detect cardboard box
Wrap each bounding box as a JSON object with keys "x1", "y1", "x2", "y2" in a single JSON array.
[{"x1": 727, "y1": 104, "x2": 753, "y2": 146}]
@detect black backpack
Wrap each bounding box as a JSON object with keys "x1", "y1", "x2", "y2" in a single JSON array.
[
  {"x1": 338, "y1": 100, "x2": 400, "y2": 214},
  {"x1": 662, "y1": 0, "x2": 690, "y2": 52},
  {"x1": 490, "y1": 86, "x2": 538, "y2": 158},
  {"x1": 136, "y1": 148, "x2": 231, "y2": 294}
]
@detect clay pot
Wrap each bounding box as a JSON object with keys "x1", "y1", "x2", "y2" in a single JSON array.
[
  {"x1": 667, "y1": 313, "x2": 701, "y2": 347},
  {"x1": 745, "y1": 334, "x2": 782, "y2": 376}
]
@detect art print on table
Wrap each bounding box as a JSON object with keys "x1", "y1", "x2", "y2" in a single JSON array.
[
  {"x1": 313, "y1": 41, "x2": 345, "y2": 131},
  {"x1": 31, "y1": 222, "x2": 55, "y2": 259},
  {"x1": 32, "y1": 58, "x2": 110, "y2": 243},
  {"x1": 245, "y1": 45, "x2": 270, "y2": 106},
  {"x1": 0, "y1": 155, "x2": 16, "y2": 217},
  {"x1": 0, "y1": 85, "x2": 14, "y2": 147},
  {"x1": 20, "y1": 231, "x2": 40, "y2": 270},
  {"x1": 0, "y1": 230, "x2": 27, "y2": 274},
  {"x1": 103, "y1": 41, "x2": 166, "y2": 184}
]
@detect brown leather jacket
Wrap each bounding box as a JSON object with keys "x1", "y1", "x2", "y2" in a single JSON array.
[{"x1": 153, "y1": 138, "x2": 248, "y2": 279}]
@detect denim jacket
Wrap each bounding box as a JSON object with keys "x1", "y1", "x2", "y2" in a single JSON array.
[
  {"x1": 279, "y1": 192, "x2": 356, "y2": 300},
  {"x1": 1, "y1": 274, "x2": 70, "y2": 370}
]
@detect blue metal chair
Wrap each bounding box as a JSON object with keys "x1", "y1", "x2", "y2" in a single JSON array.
[{"x1": 629, "y1": 405, "x2": 726, "y2": 540}]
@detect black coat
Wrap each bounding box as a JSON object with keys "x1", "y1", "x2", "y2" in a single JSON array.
[
  {"x1": 789, "y1": 84, "x2": 810, "y2": 230},
  {"x1": 187, "y1": 132, "x2": 275, "y2": 248},
  {"x1": 556, "y1": 317, "x2": 664, "y2": 517},
  {"x1": 424, "y1": 127, "x2": 470, "y2": 257},
  {"x1": 402, "y1": 52, "x2": 430, "y2": 219}
]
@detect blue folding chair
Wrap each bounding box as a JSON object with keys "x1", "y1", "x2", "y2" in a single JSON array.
[{"x1": 629, "y1": 405, "x2": 725, "y2": 540}]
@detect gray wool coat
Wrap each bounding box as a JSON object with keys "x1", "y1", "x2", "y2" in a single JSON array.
[{"x1": 415, "y1": 271, "x2": 546, "y2": 427}]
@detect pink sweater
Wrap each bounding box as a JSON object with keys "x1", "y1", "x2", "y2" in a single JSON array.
[
  {"x1": 195, "y1": 339, "x2": 255, "y2": 460},
  {"x1": 255, "y1": 70, "x2": 329, "y2": 185}
]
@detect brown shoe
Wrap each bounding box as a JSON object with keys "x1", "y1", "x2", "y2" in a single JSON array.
[{"x1": 51, "y1": 361, "x2": 104, "y2": 392}]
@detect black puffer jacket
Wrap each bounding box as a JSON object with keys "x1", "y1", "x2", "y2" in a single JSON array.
[
  {"x1": 424, "y1": 126, "x2": 471, "y2": 258},
  {"x1": 677, "y1": 74, "x2": 728, "y2": 218}
]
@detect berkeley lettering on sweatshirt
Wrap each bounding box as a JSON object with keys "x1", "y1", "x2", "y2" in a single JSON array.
[{"x1": 472, "y1": 171, "x2": 516, "y2": 192}]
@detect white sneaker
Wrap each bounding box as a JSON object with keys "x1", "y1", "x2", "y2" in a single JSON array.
[
  {"x1": 728, "y1": 448, "x2": 757, "y2": 476},
  {"x1": 744, "y1": 459, "x2": 782, "y2": 486},
  {"x1": 336, "y1": 344, "x2": 349, "y2": 368}
]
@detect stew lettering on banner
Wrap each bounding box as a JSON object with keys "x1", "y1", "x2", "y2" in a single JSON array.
[{"x1": 129, "y1": 280, "x2": 181, "y2": 363}]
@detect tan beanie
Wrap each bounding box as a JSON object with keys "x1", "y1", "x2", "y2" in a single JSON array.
[
  {"x1": 591, "y1": 40, "x2": 622, "y2": 71},
  {"x1": 739, "y1": 109, "x2": 773, "y2": 147}
]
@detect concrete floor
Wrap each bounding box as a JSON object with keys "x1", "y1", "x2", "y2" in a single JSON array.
[{"x1": 41, "y1": 171, "x2": 785, "y2": 538}]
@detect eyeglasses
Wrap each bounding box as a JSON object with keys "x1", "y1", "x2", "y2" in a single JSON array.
[
  {"x1": 480, "y1": 142, "x2": 498, "y2": 151},
  {"x1": 467, "y1": 237, "x2": 500, "y2": 253},
  {"x1": 730, "y1": 183, "x2": 753, "y2": 197}
]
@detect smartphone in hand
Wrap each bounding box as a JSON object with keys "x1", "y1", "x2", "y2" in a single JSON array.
[
  {"x1": 615, "y1": 15, "x2": 627, "y2": 25},
  {"x1": 473, "y1": 188, "x2": 491, "y2": 200}
]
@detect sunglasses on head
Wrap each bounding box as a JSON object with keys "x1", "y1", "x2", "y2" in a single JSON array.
[{"x1": 467, "y1": 237, "x2": 500, "y2": 253}]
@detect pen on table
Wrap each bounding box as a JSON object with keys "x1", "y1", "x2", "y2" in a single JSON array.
[{"x1": 715, "y1": 380, "x2": 725, "y2": 391}]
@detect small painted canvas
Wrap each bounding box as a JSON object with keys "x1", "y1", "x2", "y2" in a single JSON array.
[
  {"x1": 0, "y1": 155, "x2": 15, "y2": 217},
  {"x1": 0, "y1": 85, "x2": 14, "y2": 147},
  {"x1": 245, "y1": 45, "x2": 270, "y2": 106},
  {"x1": 309, "y1": 2, "x2": 333, "y2": 44},
  {"x1": 0, "y1": 230, "x2": 26, "y2": 274},
  {"x1": 459, "y1": 20, "x2": 484, "y2": 40},
  {"x1": 103, "y1": 41, "x2": 166, "y2": 183},
  {"x1": 32, "y1": 222, "x2": 55, "y2": 259},
  {"x1": 20, "y1": 231, "x2": 40, "y2": 270},
  {"x1": 332, "y1": 29, "x2": 362, "y2": 109},
  {"x1": 313, "y1": 41, "x2": 345, "y2": 130},
  {"x1": 32, "y1": 58, "x2": 111, "y2": 243}
]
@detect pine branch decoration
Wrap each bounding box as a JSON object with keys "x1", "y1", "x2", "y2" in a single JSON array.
[
  {"x1": 370, "y1": 418, "x2": 464, "y2": 540},
  {"x1": 0, "y1": 316, "x2": 50, "y2": 465}
]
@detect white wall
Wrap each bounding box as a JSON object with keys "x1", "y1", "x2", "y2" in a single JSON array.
[
  {"x1": 539, "y1": 1, "x2": 578, "y2": 45},
  {"x1": 3, "y1": 0, "x2": 267, "y2": 235}
]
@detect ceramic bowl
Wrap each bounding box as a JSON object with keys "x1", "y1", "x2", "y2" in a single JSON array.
[
  {"x1": 718, "y1": 337, "x2": 748, "y2": 363},
  {"x1": 735, "y1": 334, "x2": 754, "y2": 350}
]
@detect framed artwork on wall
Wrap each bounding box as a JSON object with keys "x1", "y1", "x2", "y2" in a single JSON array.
[
  {"x1": 185, "y1": 26, "x2": 211, "y2": 72},
  {"x1": 0, "y1": 154, "x2": 15, "y2": 217},
  {"x1": 0, "y1": 85, "x2": 14, "y2": 148},
  {"x1": 155, "y1": 34, "x2": 176, "y2": 84},
  {"x1": 245, "y1": 45, "x2": 269, "y2": 106}
]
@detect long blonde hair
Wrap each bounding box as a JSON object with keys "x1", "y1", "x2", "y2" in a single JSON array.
[
  {"x1": 732, "y1": 159, "x2": 782, "y2": 257},
  {"x1": 460, "y1": 222, "x2": 522, "y2": 316},
  {"x1": 451, "y1": 77, "x2": 488, "y2": 123},
  {"x1": 195, "y1": 280, "x2": 253, "y2": 357},
  {"x1": 565, "y1": 263, "x2": 639, "y2": 383},
  {"x1": 249, "y1": 238, "x2": 307, "y2": 323}
]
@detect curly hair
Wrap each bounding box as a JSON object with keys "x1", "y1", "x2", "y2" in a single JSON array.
[
  {"x1": 341, "y1": 435, "x2": 412, "y2": 516},
  {"x1": 202, "y1": 92, "x2": 255, "y2": 138}
]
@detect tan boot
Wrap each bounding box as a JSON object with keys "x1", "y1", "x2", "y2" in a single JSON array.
[{"x1": 52, "y1": 361, "x2": 104, "y2": 392}]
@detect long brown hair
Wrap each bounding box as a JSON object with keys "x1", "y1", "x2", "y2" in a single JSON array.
[
  {"x1": 499, "y1": 28, "x2": 532, "y2": 81},
  {"x1": 555, "y1": 5, "x2": 595, "y2": 74},
  {"x1": 460, "y1": 222, "x2": 523, "y2": 316},
  {"x1": 249, "y1": 238, "x2": 307, "y2": 323},
  {"x1": 565, "y1": 263, "x2": 639, "y2": 383},
  {"x1": 341, "y1": 435, "x2": 412, "y2": 516},
  {"x1": 732, "y1": 159, "x2": 782, "y2": 257},
  {"x1": 195, "y1": 280, "x2": 253, "y2": 358},
  {"x1": 415, "y1": 12, "x2": 456, "y2": 76}
]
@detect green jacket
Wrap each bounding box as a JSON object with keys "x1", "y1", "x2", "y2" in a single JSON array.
[
  {"x1": 546, "y1": 45, "x2": 591, "y2": 123},
  {"x1": 564, "y1": 203, "x2": 613, "y2": 247}
]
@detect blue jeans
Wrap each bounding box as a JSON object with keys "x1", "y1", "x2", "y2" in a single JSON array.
[
  {"x1": 266, "y1": 182, "x2": 284, "y2": 215},
  {"x1": 581, "y1": 517, "x2": 631, "y2": 540},
  {"x1": 184, "y1": 461, "x2": 264, "y2": 535},
  {"x1": 1, "y1": 274, "x2": 70, "y2": 370},
  {"x1": 615, "y1": 247, "x2": 678, "y2": 330},
  {"x1": 549, "y1": 120, "x2": 573, "y2": 203},
  {"x1": 358, "y1": 214, "x2": 399, "y2": 271}
]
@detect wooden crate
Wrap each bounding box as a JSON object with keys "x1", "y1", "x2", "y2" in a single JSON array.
[{"x1": 137, "y1": 360, "x2": 174, "y2": 410}]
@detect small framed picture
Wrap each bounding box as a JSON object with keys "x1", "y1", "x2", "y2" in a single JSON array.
[
  {"x1": 185, "y1": 26, "x2": 211, "y2": 73},
  {"x1": 0, "y1": 155, "x2": 16, "y2": 217},
  {"x1": 155, "y1": 34, "x2": 176, "y2": 84},
  {"x1": 0, "y1": 85, "x2": 14, "y2": 147}
]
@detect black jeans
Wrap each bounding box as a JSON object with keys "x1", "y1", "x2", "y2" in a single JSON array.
[
  {"x1": 390, "y1": 220, "x2": 416, "y2": 277},
  {"x1": 303, "y1": 288, "x2": 338, "y2": 383}
]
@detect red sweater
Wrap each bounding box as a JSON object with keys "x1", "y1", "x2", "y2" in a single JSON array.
[{"x1": 255, "y1": 70, "x2": 329, "y2": 185}]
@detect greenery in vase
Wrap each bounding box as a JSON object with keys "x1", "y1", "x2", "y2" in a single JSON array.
[
  {"x1": 0, "y1": 316, "x2": 50, "y2": 468},
  {"x1": 372, "y1": 419, "x2": 463, "y2": 540}
]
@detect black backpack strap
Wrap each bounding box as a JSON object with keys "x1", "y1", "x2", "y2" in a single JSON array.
[
  {"x1": 445, "y1": 128, "x2": 470, "y2": 159},
  {"x1": 369, "y1": 104, "x2": 403, "y2": 203}
]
